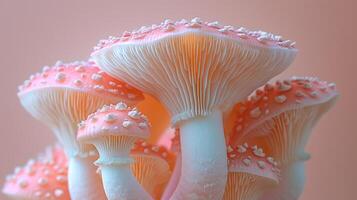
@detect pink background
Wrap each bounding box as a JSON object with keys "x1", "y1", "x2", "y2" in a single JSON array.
[{"x1": 0, "y1": 0, "x2": 355, "y2": 199}]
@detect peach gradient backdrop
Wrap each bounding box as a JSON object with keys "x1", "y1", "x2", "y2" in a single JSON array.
[{"x1": 0, "y1": 0, "x2": 355, "y2": 199}]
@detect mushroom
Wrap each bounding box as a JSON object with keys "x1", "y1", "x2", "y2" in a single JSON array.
[
  {"x1": 77, "y1": 102, "x2": 153, "y2": 200},
  {"x1": 2, "y1": 145, "x2": 69, "y2": 200},
  {"x1": 160, "y1": 128, "x2": 181, "y2": 200},
  {"x1": 228, "y1": 76, "x2": 339, "y2": 200},
  {"x1": 130, "y1": 140, "x2": 173, "y2": 199},
  {"x1": 91, "y1": 17, "x2": 297, "y2": 199},
  {"x1": 17, "y1": 60, "x2": 144, "y2": 200},
  {"x1": 223, "y1": 143, "x2": 280, "y2": 200}
]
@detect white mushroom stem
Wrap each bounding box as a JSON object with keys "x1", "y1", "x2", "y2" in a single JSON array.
[
  {"x1": 68, "y1": 156, "x2": 107, "y2": 200},
  {"x1": 261, "y1": 161, "x2": 306, "y2": 200},
  {"x1": 92, "y1": 137, "x2": 153, "y2": 200},
  {"x1": 162, "y1": 154, "x2": 181, "y2": 200},
  {"x1": 170, "y1": 110, "x2": 227, "y2": 200},
  {"x1": 100, "y1": 165, "x2": 152, "y2": 200}
]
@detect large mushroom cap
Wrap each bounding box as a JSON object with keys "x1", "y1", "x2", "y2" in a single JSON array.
[
  {"x1": 92, "y1": 17, "x2": 297, "y2": 125},
  {"x1": 18, "y1": 60, "x2": 144, "y2": 157},
  {"x1": 224, "y1": 143, "x2": 280, "y2": 200},
  {"x1": 130, "y1": 140, "x2": 173, "y2": 199},
  {"x1": 2, "y1": 145, "x2": 69, "y2": 200},
  {"x1": 92, "y1": 18, "x2": 296, "y2": 54},
  {"x1": 229, "y1": 76, "x2": 339, "y2": 162}
]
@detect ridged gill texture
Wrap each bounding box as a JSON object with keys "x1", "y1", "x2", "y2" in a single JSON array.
[
  {"x1": 19, "y1": 88, "x2": 120, "y2": 157},
  {"x1": 131, "y1": 155, "x2": 171, "y2": 199},
  {"x1": 94, "y1": 32, "x2": 296, "y2": 125},
  {"x1": 224, "y1": 173, "x2": 274, "y2": 200},
  {"x1": 254, "y1": 104, "x2": 333, "y2": 164}
]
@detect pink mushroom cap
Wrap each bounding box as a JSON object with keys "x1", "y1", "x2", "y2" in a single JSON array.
[
  {"x1": 131, "y1": 139, "x2": 174, "y2": 164},
  {"x1": 2, "y1": 145, "x2": 69, "y2": 200},
  {"x1": 17, "y1": 60, "x2": 145, "y2": 157},
  {"x1": 18, "y1": 60, "x2": 144, "y2": 103},
  {"x1": 227, "y1": 143, "x2": 280, "y2": 183},
  {"x1": 77, "y1": 102, "x2": 150, "y2": 142},
  {"x1": 130, "y1": 140, "x2": 173, "y2": 199},
  {"x1": 229, "y1": 76, "x2": 339, "y2": 145},
  {"x1": 92, "y1": 18, "x2": 296, "y2": 55}
]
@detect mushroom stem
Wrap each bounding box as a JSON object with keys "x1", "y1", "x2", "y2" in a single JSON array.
[
  {"x1": 262, "y1": 161, "x2": 306, "y2": 200},
  {"x1": 92, "y1": 136, "x2": 153, "y2": 200},
  {"x1": 162, "y1": 154, "x2": 181, "y2": 200},
  {"x1": 100, "y1": 165, "x2": 152, "y2": 200},
  {"x1": 68, "y1": 156, "x2": 106, "y2": 200},
  {"x1": 170, "y1": 110, "x2": 227, "y2": 199}
]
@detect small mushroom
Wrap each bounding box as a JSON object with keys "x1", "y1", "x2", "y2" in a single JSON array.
[{"x1": 77, "y1": 102, "x2": 152, "y2": 200}]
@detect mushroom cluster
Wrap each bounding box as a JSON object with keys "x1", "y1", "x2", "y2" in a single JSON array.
[{"x1": 3, "y1": 17, "x2": 338, "y2": 200}]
